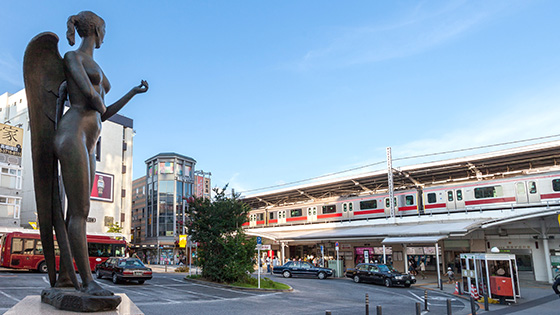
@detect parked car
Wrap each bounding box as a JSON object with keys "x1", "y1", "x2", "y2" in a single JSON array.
[
  {"x1": 345, "y1": 263, "x2": 416, "y2": 287},
  {"x1": 272, "y1": 261, "x2": 333, "y2": 279},
  {"x1": 95, "y1": 257, "x2": 153, "y2": 284}
]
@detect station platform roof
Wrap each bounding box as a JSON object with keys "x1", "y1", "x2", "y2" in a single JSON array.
[{"x1": 242, "y1": 140, "x2": 560, "y2": 209}]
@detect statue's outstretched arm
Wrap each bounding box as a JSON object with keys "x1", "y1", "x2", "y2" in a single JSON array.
[
  {"x1": 101, "y1": 80, "x2": 148, "y2": 121},
  {"x1": 63, "y1": 51, "x2": 106, "y2": 114}
]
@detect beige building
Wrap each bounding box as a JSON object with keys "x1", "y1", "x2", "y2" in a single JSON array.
[{"x1": 0, "y1": 89, "x2": 134, "y2": 240}]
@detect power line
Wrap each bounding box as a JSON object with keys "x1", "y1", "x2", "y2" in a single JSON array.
[{"x1": 239, "y1": 134, "x2": 560, "y2": 195}]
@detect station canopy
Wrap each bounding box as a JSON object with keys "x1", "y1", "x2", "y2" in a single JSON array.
[{"x1": 241, "y1": 140, "x2": 560, "y2": 209}]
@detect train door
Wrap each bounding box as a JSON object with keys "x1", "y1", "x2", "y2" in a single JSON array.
[
  {"x1": 342, "y1": 202, "x2": 354, "y2": 218},
  {"x1": 249, "y1": 214, "x2": 256, "y2": 227},
  {"x1": 278, "y1": 210, "x2": 286, "y2": 224},
  {"x1": 527, "y1": 181, "x2": 540, "y2": 203},
  {"x1": 384, "y1": 197, "x2": 397, "y2": 215},
  {"x1": 446, "y1": 189, "x2": 465, "y2": 210},
  {"x1": 515, "y1": 182, "x2": 528, "y2": 204},
  {"x1": 307, "y1": 207, "x2": 317, "y2": 222}
]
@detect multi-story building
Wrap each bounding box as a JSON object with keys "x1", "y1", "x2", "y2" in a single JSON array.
[
  {"x1": 194, "y1": 171, "x2": 212, "y2": 199},
  {"x1": 134, "y1": 153, "x2": 196, "y2": 264},
  {"x1": 131, "y1": 176, "x2": 147, "y2": 245},
  {"x1": 0, "y1": 89, "x2": 134, "y2": 240}
]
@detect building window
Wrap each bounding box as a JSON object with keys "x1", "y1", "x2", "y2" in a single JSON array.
[
  {"x1": 359, "y1": 200, "x2": 377, "y2": 210},
  {"x1": 95, "y1": 137, "x2": 101, "y2": 162},
  {"x1": 0, "y1": 196, "x2": 21, "y2": 219},
  {"x1": 0, "y1": 166, "x2": 22, "y2": 189}
]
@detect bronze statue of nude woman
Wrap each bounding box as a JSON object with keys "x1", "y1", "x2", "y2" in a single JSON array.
[{"x1": 24, "y1": 11, "x2": 147, "y2": 311}]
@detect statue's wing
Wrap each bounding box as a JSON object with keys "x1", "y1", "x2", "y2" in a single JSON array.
[{"x1": 23, "y1": 32, "x2": 78, "y2": 289}]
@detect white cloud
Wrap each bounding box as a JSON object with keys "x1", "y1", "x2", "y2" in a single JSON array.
[{"x1": 293, "y1": 1, "x2": 512, "y2": 71}]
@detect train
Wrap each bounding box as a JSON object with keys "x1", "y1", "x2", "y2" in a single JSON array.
[{"x1": 243, "y1": 170, "x2": 560, "y2": 228}]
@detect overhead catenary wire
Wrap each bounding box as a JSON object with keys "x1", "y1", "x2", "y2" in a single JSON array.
[{"x1": 239, "y1": 134, "x2": 560, "y2": 194}]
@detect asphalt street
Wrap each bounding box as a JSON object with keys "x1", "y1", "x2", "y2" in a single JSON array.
[{"x1": 0, "y1": 269, "x2": 470, "y2": 315}]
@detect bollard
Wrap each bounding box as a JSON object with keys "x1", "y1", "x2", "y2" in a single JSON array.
[
  {"x1": 365, "y1": 293, "x2": 369, "y2": 315},
  {"x1": 376, "y1": 305, "x2": 382, "y2": 315},
  {"x1": 424, "y1": 290, "x2": 428, "y2": 311},
  {"x1": 470, "y1": 297, "x2": 477, "y2": 315},
  {"x1": 415, "y1": 302, "x2": 422, "y2": 315},
  {"x1": 440, "y1": 278, "x2": 443, "y2": 290},
  {"x1": 165, "y1": 264, "x2": 167, "y2": 273},
  {"x1": 325, "y1": 311, "x2": 331, "y2": 315},
  {"x1": 447, "y1": 299, "x2": 452, "y2": 315},
  {"x1": 483, "y1": 291, "x2": 489, "y2": 311}
]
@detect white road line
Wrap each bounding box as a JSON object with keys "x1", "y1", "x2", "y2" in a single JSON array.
[
  {"x1": 150, "y1": 283, "x2": 227, "y2": 300},
  {"x1": 42, "y1": 276, "x2": 49, "y2": 284},
  {"x1": 184, "y1": 281, "x2": 261, "y2": 296},
  {"x1": 409, "y1": 291, "x2": 431, "y2": 305},
  {"x1": 0, "y1": 290, "x2": 20, "y2": 302}
]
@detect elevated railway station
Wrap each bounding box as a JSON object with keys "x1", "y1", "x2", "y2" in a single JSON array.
[{"x1": 241, "y1": 140, "x2": 560, "y2": 283}]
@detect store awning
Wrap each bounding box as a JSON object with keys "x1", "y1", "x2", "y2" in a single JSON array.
[
  {"x1": 382, "y1": 235, "x2": 447, "y2": 245},
  {"x1": 246, "y1": 219, "x2": 482, "y2": 242}
]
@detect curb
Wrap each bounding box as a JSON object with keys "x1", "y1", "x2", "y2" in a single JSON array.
[{"x1": 183, "y1": 277, "x2": 293, "y2": 292}]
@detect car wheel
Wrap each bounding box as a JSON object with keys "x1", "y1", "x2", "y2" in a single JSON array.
[
  {"x1": 384, "y1": 278, "x2": 392, "y2": 287},
  {"x1": 318, "y1": 272, "x2": 326, "y2": 280},
  {"x1": 38, "y1": 261, "x2": 48, "y2": 273},
  {"x1": 112, "y1": 273, "x2": 119, "y2": 284},
  {"x1": 282, "y1": 271, "x2": 291, "y2": 278},
  {"x1": 138, "y1": 280, "x2": 145, "y2": 284},
  {"x1": 404, "y1": 283, "x2": 411, "y2": 288},
  {"x1": 353, "y1": 275, "x2": 360, "y2": 283},
  {"x1": 96, "y1": 269, "x2": 103, "y2": 279}
]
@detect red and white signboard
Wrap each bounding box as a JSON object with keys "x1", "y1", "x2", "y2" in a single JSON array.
[{"x1": 91, "y1": 172, "x2": 114, "y2": 202}]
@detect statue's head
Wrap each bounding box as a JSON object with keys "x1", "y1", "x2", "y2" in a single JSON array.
[{"x1": 66, "y1": 11, "x2": 105, "y2": 48}]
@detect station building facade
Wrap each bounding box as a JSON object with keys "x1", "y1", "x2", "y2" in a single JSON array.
[
  {"x1": 242, "y1": 141, "x2": 560, "y2": 283},
  {"x1": 0, "y1": 89, "x2": 134, "y2": 240}
]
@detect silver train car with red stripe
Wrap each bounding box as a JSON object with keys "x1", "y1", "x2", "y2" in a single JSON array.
[{"x1": 244, "y1": 171, "x2": 560, "y2": 228}]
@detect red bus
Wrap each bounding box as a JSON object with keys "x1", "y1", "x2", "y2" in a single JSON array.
[{"x1": 0, "y1": 231, "x2": 126, "y2": 273}]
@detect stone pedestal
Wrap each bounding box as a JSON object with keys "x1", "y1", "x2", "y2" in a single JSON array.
[{"x1": 5, "y1": 294, "x2": 143, "y2": 314}]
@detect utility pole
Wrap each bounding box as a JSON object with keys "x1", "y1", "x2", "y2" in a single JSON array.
[{"x1": 386, "y1": 147, "x2": 395, "y2": 218}]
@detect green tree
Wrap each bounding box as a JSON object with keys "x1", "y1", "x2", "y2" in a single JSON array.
[
  {"x1": 186, "y1": 186, "x2": 256, "y2": 283},
  {"x1": 106, "y1": 223, "x2": 122, "y2": 233}
]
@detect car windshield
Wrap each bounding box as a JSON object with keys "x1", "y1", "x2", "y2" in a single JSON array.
[
  {"x1": 117, "y1": 258, "x2": 145, "y2": 268},
  {"x1": 378, "y1": 265, "x2": 397, "y2": 273}
]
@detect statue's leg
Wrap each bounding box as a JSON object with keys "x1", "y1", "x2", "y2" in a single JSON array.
[{"x1": 58, "y1": 142, "x2": 112, "y2": 296}]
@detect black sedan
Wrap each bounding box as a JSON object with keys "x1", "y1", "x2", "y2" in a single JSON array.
[
  {"x1": 345, "y1": 263, "x2": 416, "y2": 287},
  {"x1": 272, "y1": 261, "x2": 333, "y2": 280},
  {"x1": 95, "y1": 257, "x2": 153, "y2": 284}
]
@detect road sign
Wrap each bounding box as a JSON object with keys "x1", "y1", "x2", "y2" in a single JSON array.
[
  {"x1": 335, "y1": 242, "x2": 339, "y2": 251},
  {"x1": 257, "y1": 236, "x2": 262, "y2": 245}
]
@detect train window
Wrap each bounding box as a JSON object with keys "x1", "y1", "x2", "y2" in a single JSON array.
[
  {"x1": 405, "y1": 195, "x2": 414, "y2": 205},
  {"x1": 447, "y1": 191, "x2": 453, "y2": 202},
  {"x1": 269, "y1": 212, "x2": 275, "y2": 220},
  {"x1": 322, "y1": 205, "x2": 336, "y2": 214},
  {"x1": 553, "y1": 179, "x2": 560, "y2": 192},
  {"x1": 360, "y1": 200, "x2": 377, "y2": 210},
  {"x1": 474, "y1": 186, "x2": 503, "y2": 199},
  {"x1": 457, "y1": 190, "x2": 463, "y2": 201},
  {"x1": 349, "y1": 203, "x2": 353, "y2": 211},
  {"x1": 385, "y1": 198, "x2": 397, "y2": 207},
  {"x1": 290, "y1": 209, "x2": 302, "y2": 217},
  {"x1": 529, "y1": 182, "x2": 537, "y2": 194},
  {"x1": 257, "y1": 213, "x2": 264, "y2": 221},
  {"x1": 427, "y1": 193, "x2": 437, "y2": 204},
  {"x1": 343, "y1": 204, "x2": 347, "y2": 212}
]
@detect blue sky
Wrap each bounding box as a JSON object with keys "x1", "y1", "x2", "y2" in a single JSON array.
[{"x1": 2, "y1": 1, "x2": 560, "y2": 196}]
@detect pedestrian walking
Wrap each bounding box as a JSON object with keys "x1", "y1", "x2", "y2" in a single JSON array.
[
  {"x1": 447, "y1": 267, "x2": 455, "y2": 283},
  {"x1": 419, "y1": 259, "x2": 426, "y2": 279},
  {"x1": 266, "y1": 256, "x2": 271, "y2": 274}
]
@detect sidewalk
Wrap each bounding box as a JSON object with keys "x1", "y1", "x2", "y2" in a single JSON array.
[{"x1": 413, "y1": 272, "x2": 560, "y2": 313}]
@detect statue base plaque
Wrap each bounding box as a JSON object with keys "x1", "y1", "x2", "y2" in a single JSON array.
[{"x1": 5, "y1": 293, "x2": 142, "y2": 314}]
